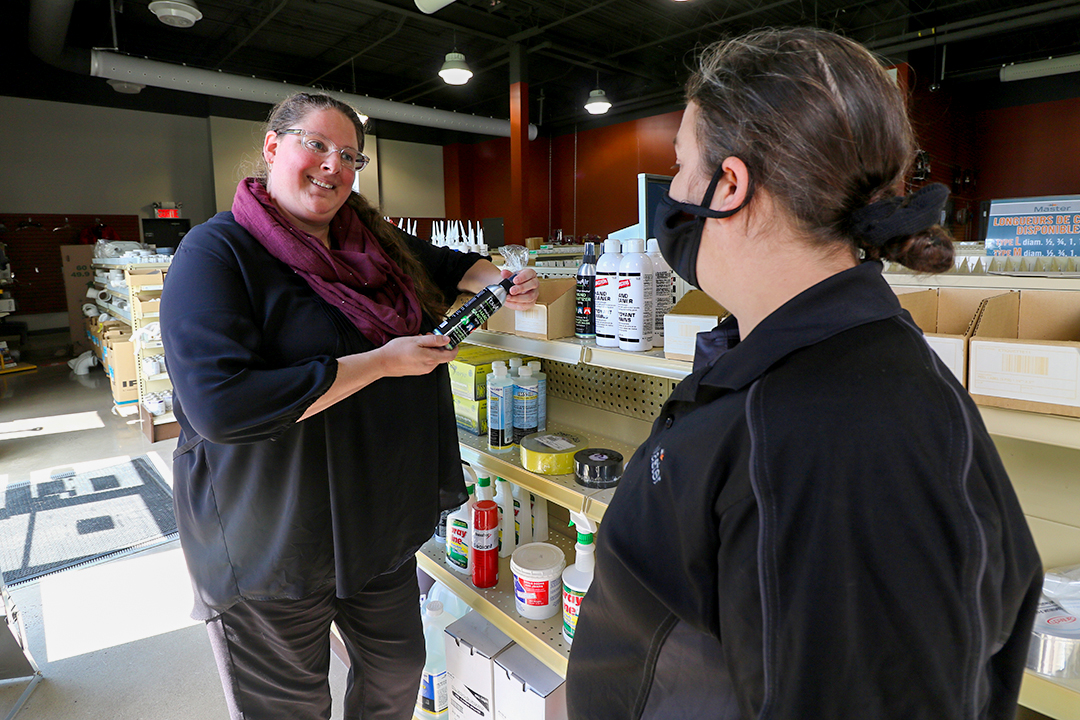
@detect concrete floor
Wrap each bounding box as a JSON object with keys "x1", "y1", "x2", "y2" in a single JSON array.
[{"x1": 0, "y1": 360, "x2": 348, "y2": 719}]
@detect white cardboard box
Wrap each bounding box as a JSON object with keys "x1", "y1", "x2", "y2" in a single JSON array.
[
  {"x1": 445, "y1": 612, "x2": 515, "y2": 720},
  {"x1": 494, "y1": 644, "x2": 567, "y2": 720},
  {"x1": 663, "y1": 290, "x2": 727, "y2": 362}
]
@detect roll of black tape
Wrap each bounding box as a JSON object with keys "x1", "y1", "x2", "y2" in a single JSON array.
[{"x1": 574, "y1": 448, "x2": 623, "y2": 488}]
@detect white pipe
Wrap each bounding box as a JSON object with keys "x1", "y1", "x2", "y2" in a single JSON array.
[
  {"x1": 90, "y1": 51, "x2": 536, "y2": 139},
  {"x1": 999, "y1": 53, "x2": 1080, "y2": 82}
]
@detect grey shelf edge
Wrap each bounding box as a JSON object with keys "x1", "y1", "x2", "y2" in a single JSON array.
[
  {"x1": 416, "y1": 535, "x2": 571, "y2": 677},
  {"x1": 978, "y1": 406, "x2": 1080, "y2": 450},
  {"x1": 465, "y1": 331, "x2": 693, "y2": 379}
]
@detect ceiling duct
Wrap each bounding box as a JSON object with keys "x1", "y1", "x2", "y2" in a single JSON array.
[
  {"x1": 1000, "y1": 53, "x2": 1080, "y2": 81},
  {"x1": 28, "y1": 0, "x2": 535, "y2": 140}
]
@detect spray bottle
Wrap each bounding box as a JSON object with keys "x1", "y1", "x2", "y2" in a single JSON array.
[
  {"x1": 494, "y1": 476, "x2": 516, "y2": 558},
  {"x1": 575, "y1": 241, "x2": 597, "y2": 339},
  {"x1": 433, "y1": 274, "x2": 517, "y2": 350},
  {"x1": 532, "y1": 496, "x2": 549, "y2": 542},
  {"x1": 562, "y1": 511, "x2": 598, "y2": 645},
  {"x1": 474, "y1": 468, "x2": 494, "y2": 502},
  {"x1": 446, "y1": 466, "x2": 477, "y2": 575}
]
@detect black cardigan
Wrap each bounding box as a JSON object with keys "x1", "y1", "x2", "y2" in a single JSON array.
[
  {"x1": 566, "y1": 261, "x2": 1042, "y2": 719},
  {"x1": 161, "y1": 212, "x2": 478, "y2": 619}
]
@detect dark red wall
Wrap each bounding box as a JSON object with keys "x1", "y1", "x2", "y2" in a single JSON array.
[{"x1": 976, "y1": 96, "x2": 1080, "y2": 202}]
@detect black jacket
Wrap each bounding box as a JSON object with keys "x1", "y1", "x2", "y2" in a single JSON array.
[
  {"x1": 566, "y1": 262, "x2": 1042, "y2": 719},
  {"x1": 161, "y1": 212, "x2": 476, "y2": 619}
]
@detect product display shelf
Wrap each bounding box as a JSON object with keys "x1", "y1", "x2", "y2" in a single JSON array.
[
  {"x1": 95, "y1": 301, "x2": 132, "y2": 326},
  {"x1": 1019, "y1": 671, "x2": 1080, "y2": 720},
  {"x1": 465, "y1": 330, "x2": 693, "y2": 380},
  {"x1": 457, "y1": 421, "x2": 638, "y2": 521},
  {"x1": 416, "y1": 533, "x2": 574, "y2": 676},
  {"x1": 978, "y1": 406, "x2": 1080, "y2": 450}
]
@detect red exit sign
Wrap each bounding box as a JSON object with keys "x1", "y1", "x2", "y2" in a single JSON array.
[{"x1": 155, "y1": 208, "x2": 180, "y2": 218}]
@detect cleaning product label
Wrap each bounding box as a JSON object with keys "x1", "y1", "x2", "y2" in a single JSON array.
[
  {"x1": 575, "y1": 275, "x2": 595, "y2": 337},
  {"x1": 512, "y1": 383, "x2": 538, "y2": 442},
  {"x1": 447, "y1": 519, "x2": 469, "y2": 570},
  {"x1": 595, "y1": 273, "x2": 618, "y2": 342},
  {"x1": 487, "y1": 382, "x2": 513, "y2": 450},
  {"x1": 515, "y1": 576, "x2": 552, "y2": 607},
  {"x1": 563, "y1": 584, "x2": 586, "y2": 642},
  {"x1": 434, "y1": 288, "x2": 503, "y2": 349},
  {"x1": 618, "y1": 272, "x2": 654, "y2": 346},
  {"x1": 419, "y1": 669, "x2": 448, "y2": 716}
]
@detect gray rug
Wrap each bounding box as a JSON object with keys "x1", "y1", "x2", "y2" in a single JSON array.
[{"x1": 0, "y1": 456, "x2": 177, "y2": 586}]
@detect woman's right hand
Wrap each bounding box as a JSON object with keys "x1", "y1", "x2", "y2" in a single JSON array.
[{"x1": 376, "y1": 333, "x2": 458, "y2": 378}]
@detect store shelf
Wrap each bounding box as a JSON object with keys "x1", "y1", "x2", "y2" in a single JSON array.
[
  {"x1": 96, "y1": 301, "x2": 132, "y2": 326},
  {"x1": 465, "y1": 331, "x2": 693, "y2": 379},
  {"x1": 145, "y1": 372, "x2": 170, "y2": 383},
  {"x1": 150, "y1": 411, "x2": 176, "y2": 425},
  {"x1": 91, "y1": 258, "x2": 171, "y2": 269},
  {"x1": 979, "y1": 406, "x2": 1080, "y2": 450},
  {"x1": 416, "y1": 535, "x2": 571, "y2": 676},
  {"x1": 1019, "y1": 670, "x2": 1080, "y2": 720},
  {"x1": 458, "y1": 421, "x2": 637, "y2": 521},
  {"x1": 885, "y1": 272, "x2": 1080, "y2": 292}
]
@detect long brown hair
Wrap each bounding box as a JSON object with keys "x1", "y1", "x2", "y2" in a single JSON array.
[
  {"x1": 686, "y1": 28, "x2": 953, "y2": 273},
  {"x1": 256, "y1": 92, "x2": 449, "y2": 319}
]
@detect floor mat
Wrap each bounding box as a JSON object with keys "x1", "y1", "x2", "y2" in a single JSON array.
[{"x1": 0, "y1": 456, "x2": 177, "y2": 586}]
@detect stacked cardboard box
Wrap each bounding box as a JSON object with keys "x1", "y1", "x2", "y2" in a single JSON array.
[{"x1": 449, "y1": 345, "x2": 537, "y2": 435}]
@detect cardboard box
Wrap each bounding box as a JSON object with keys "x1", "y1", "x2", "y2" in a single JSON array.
[
  {"x1": 449, "y1": 345, "x2": 538, "y2": 400},
  {"x1": 126, "y1": 268, "x2": 166, "y2": 291},
  {"x1": 493, "y1": 644, "x2": 567, "y2": 720},
  {"x1": 663, "y1": 290, "x2": 728, "y2": 362},
  {"x1": 139, "y1": 404, "x2": 180, "y2": 443},
  {"x1": 131, "y1": 294, "x2": 160, "y2": 317},
  {"x1": 104, "y1": 338, "x2": 139, "y2": 405},
  {"x1": 61, "y1": 245, "x2": 95, "y2": 354},
  {"x1": 969, "y1": 290, "x2": 1080, "y2": 418},
  {"x1": 454, "y1": 394, "x2": 487, "y2": 435},
  {"x1": 445, "y1": 612, "x2": 514, "y2": 720},
  {"x1": 486, "y1": 279, "x2": 576, "y2": 341}
]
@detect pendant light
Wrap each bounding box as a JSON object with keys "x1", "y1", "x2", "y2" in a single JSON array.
[
  {"x1": 584, "y1": 72, "x2": 611, "y2": 115},
  {"x1": 439, "y1": 31, "x2": 472, "y2": 86},
  {"x1": 439, "y1": 52, "x2": 473, "y2": 85}
]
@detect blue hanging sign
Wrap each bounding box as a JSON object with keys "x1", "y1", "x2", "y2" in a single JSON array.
[{"x1": 985, "y1": 195, "x2": 1080, "y2": 257}]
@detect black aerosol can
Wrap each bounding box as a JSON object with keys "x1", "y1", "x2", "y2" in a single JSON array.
[{"x1": 434, "y1": 274, "x2": 516, "y2": 349}]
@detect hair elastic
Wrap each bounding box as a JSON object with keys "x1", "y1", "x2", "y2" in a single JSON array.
[{"x1": 848, "y1": 183, "x2": 950, "y2": 248}]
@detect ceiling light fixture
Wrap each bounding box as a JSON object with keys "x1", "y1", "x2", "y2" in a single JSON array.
[
  {"x1": 148, "y1": 0, "x2": 203, "y2": 28},
  {"x1": 107, "y1": 79, "x2": 145, "y2": 94},
  {"x1": 1000, "y1": 53, "x2": 1080, "y2": 82},
  {"x1": 415, "y1": 0, "x2": 457, "y2": 13},
  {"x1": 439, "y1": 50, "x2": 472, "y2": 85},
  {"x1": 584, "y1": 72, "x2": 611, "y2": 115}
]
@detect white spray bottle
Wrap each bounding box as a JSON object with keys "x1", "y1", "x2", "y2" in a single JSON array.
[
  {"x1": 562, "y1": 511, "x2": 598, "y2": 645},
  {"x1": 494, "y1": 476, "x2": 516, "y2": 558}
]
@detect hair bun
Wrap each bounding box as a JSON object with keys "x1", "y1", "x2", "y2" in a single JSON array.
[{"x1": 849, "y1": 183, "x2": 950, "y2": 248}]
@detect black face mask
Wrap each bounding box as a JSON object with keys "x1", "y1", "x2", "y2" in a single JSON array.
[{"x1": 653, "y1": 163, "x2": 750, "y2": 289}]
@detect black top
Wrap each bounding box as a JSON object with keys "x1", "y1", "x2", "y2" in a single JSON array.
[
  {"x1": 566, "y1": 261, "x2": 1042, "y2": 719},
  {"x1": 160, "y1": 212, "x2": 479, "y2": 619}
]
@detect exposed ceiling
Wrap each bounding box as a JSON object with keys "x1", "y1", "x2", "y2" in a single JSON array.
[{"x1": 9, "y1": 0, "x2": 1080, "y2": 143}]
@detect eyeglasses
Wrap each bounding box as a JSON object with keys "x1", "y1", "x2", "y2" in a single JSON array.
[{"x1": 277, "y1": 128, "x2": 369, "y2": 172}]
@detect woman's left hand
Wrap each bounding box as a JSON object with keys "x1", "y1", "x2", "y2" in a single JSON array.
[{"x1": 502, "y1": 267, "x2": 539, "y2": 311}]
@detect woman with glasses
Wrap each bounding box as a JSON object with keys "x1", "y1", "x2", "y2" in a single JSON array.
[
  {"x1": 565, "y1": 29, "x2": 1041, "y2": 719},
  {"x1": 160, "y1": 92, "x2": 538, "y2": 720}
]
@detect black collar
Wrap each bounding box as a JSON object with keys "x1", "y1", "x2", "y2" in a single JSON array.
[{"x1": 673, "y1": 261, "x2": 904, "y2": 400}]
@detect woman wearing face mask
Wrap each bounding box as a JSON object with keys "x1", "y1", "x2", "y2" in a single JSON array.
[
  {"x1": 160, "y1": 92, "x2": 537, "y2": 720},
  {"x1": 565, "y1": 29, "x2": 1041, "y2": 720}
]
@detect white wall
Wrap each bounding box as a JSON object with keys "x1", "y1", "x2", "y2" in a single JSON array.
[
  {"x1": 377, "y1": 138, "x2": 445, "y2": 218},
  {"x1": 209, "y1": 116, "x2": 383, "y2": 213},
  {"x1": 0, "y1": 96, "x2": 217, "y2": 223}
]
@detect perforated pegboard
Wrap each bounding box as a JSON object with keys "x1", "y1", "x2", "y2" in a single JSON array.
[{"x1": 544, "y1": 360, "x2": 679, "y2": 422}]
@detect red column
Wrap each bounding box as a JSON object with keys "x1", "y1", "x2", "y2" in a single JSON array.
[{"x1": 508, "y1": 81, "x2": 529, "y2": 246}]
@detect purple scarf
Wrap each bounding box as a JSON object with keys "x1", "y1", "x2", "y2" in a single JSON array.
[{"x1": 232, "y1": 178, "x2": 423, "y2": 346}]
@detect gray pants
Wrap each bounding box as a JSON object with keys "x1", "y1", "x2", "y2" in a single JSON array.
[{"x1": 205, "y1": 558, "x2": 425, "y2": 720}]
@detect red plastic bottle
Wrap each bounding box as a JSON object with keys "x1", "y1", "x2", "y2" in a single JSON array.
[{"x1": 471, "y1": 500, "x2": 499, "y2": 589}]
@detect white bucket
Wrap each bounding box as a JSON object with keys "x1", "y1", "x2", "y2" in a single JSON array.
[{"x1": 510, "y1": 543, "x2": 565, "y2": 620}]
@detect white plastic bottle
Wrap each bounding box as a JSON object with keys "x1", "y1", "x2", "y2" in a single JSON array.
[
  {"x1": 617, "y1": 239, "x2": 655, "y2": 352},
  {"x1": 594, "y1": 238, "x2": 622, "y2": 348},
  {"x1": 512, "y1": 484, "x2": 533, "y2": 545},
  {"x1": 526, "y1": 361, "x2": 547, "y2": 432},
  {"x1": 532, "y1": 496, "x2": 549, "y2": 542},
  {"x1": 562, "y1": 512, "x2": 598, "y2": 645},
  {"x1": 445, "y1": 477, "x2": 476, "y2": 575},
  {"x1": 508, "y1": 357, "x2": 522, "y2": 377},
  {"x1": 486, "y1": 362, "x2": 514, "y2": 453},
  {"x1": 494, "y1": 476, "x2": 516, "y2": 558},
  {"x1": 512, "y1": 367, "x2": 539, "y2": 443},
  {"x1": 646, "y1": 238, "x2": 674, "y2": 348},
  {"x1": 474, "y1": 470, "x2": 494, "y2": 502},
  {"x1": 417, "y1": 600, "x2": 452, "y2": 719}
]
